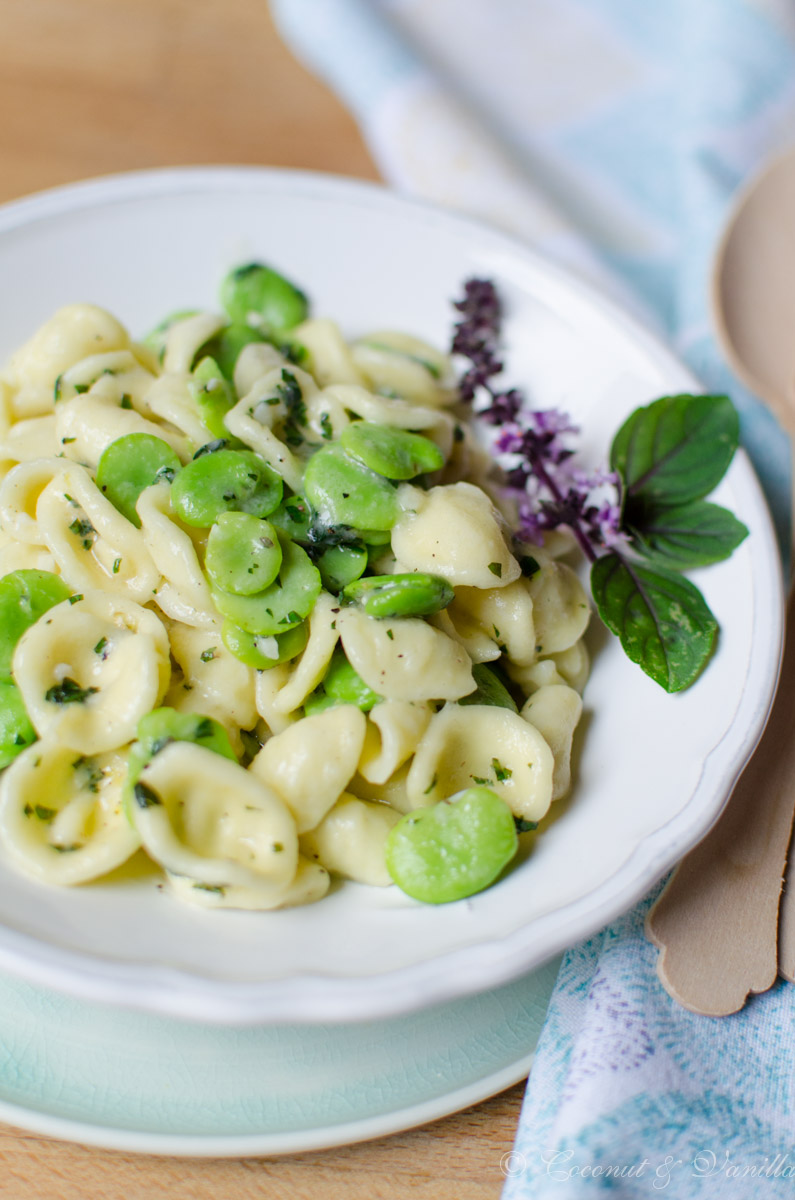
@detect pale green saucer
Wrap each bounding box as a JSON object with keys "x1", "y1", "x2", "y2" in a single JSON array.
[{"x1": 0, "y1": 957, "x2": 560, "y2": 1157}]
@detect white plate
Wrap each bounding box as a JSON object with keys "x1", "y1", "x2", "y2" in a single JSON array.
[
  {"x1": 0, "y1": 168, "x2": 783, "y2": 1024},
  {"x1": 0, "y1": 956, "x2": 560, "y2": 1156}
]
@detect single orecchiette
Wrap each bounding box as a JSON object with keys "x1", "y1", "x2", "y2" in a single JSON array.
[
  {"x1": 300, "y1": 792, "x2": 400, "y2": 886},
  {"x1": 249, "y1": 704, "x2": 366, "y2": 833},
  {"x1": 5, "y1": 304, "x2": 130, "y2": 419},
  {"x1": 521, "y1": 684, "x2": 583, "y2": 801},
  {"x1": 164, "y1": 623, "x2": 257, "y2": 752},
  {"x1": 357, "y1": 700, "x2": 433, "y2": 785},
  {"x1": 132, "y1": 741, "x2": 298, "y2": 895},
  {"x1": 526, "y1": 560, "x2": 590, "y2": 655},
  {"x1": 406, "y1": 703, "x2": 555, "y2": 822},
  {"x1": 447, "y1": 577, "x2": 537, "y2": 667},
  {"x1": 14, "y1": 590, "x2": 170, "y2": 754},
  {"x1": 0, "y1": 742, "x2": 140, "y2": 885},
  {"x1": 37, "y1": 464, "x2": 159, "y2": 601},
  {"x1": 391, "y1": 482, "x2": 520, "y2": 588},
  {"x1": 337, "y1": 606, "x2": 474, "y2": 702}
]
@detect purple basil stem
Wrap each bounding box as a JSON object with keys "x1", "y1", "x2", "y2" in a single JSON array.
[{"x1": 451, "y1": 277, "x2": 621, "y2": 562}]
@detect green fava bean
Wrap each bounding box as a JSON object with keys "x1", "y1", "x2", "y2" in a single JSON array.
[
  {"x1": 0, "y1": 569, "x2": 72, "y2": 681},
  {"x1": 385, "y1": 787, "x2": 518, "y2": 904},
  {"x1": 221, "y1": 618, "x2": 307, "y2": 669},
  {"x1": 190, "y1": 356, "x2": 235, "y2": 439},
  {"x1": 205, "y1": 513, "x2": 282, "y2": 596},
  {"x1": 270, "y1": 495, "x2": 313, "y2": 544},
  {"x1": 96, "y1": 434, "x2": 182, "y2": 527},
  {"x1": 303, "y1": 445, "x2": 399, "y2": 532},
  {"x1": 198, "y1": 323, "x2": 266, "y2": 380},
  {"x1": 124, "y1": 707, "x2": 237, "y2": 815},
  {"x1": 340, "y1": 422, "x2": 445, "y2": 480},
  {"x1": 171, "y1": 448, "x2": 282, "y2": 527},
  {"x1": 304, "y1": 646, "x2": 381, "y2": 715},
  {"x1": 210, "y1": 534, "x2": 321, "y2": 635},
  {"x1": 220, "y1": 262, "x2": 309, "y2": 334},
  {"x1": 459, "y1": 664, "x2": 518, "y2": 712},
  {"x1": 342, "y1": 573, "x2": 454, "y2": 619},
  {"x1": 316, "y1": 543, "x2": 368, "y2": 593},
  {"x1": 0, "y1": 681, "x2": 37, "y2": 768}
]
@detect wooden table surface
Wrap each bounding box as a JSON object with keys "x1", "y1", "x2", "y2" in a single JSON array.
[{"x1": 0, "y1": 2, "x2": 529, "y2": 1195}]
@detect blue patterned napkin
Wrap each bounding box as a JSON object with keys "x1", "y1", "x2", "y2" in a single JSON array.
[{"x1": 271, "y1": 1, "x2": 795, "y2": 1191}]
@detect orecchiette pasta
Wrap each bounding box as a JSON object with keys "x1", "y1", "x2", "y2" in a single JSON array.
[
  {"x1": 391, "y1": 482, "x2": 521, "y2": 588},
  {"x1": 0, "y1": 266, "x2": 590, "y2": 910},
  {"x1": 406, "y1": 704, "x2": 556, "y2": 822},
  {"x1": 13, "y1": 590, "x2": 170, "y2": 754},
  {"x1": 0, "y1": 742, "x2": 140, "y2": 885},
  {"x1": 250, "y1": 704, "x2": 366, "y2": 833}
]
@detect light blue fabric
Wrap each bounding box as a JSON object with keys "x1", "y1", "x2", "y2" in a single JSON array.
[{"x1": 270, "y1": 2, "x2": 795, "y2": 1192}]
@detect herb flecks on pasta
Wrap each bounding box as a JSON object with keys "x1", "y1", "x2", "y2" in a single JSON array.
[{"x1": 0, "y1": 264, "x2": 594, "y2": 909}]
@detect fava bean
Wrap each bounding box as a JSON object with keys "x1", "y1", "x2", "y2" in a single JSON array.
[
  {"x1": 0, "y1": 681, "x2": 37, "y2": 768},
  {"x1": 197, "y1": 323, "x2": 266, "y2": 380},
  {"x1": 342, "y1": 573, "x2": 453, "y2": 619},
  {"x1": 340, "y1": 421, "x2": 444, "y2": 480},
  {"x1": 220, "y1": 262, "x2": 308, "y2": 334},
  {"x1": 171, "y1": 448, "x2": 282, "y2": 527},
  {"x1": 190, "y1": 356, "x2": 235, "y2": 439},
  {"x1": 315, "y1": 543, "x2": 368, "y2": 593},
  {"x1": 0, "y1": 569, "x2": 72, "y2": 680},
  {"x1": 221, "y1": 618, "x2": 308, "y2": 669},
  {"x1": 304, "y1": 646, "x2": 381, "y2": 715},
  {"x1": 459, "y1": 663, "x2": 518, "y2": 712},
  {"x1": 303, "y1": 445, "x2": 399, "y2": 532},
  {"x1": 205, "y1": 513, "x2": 282, "y2": 596},
  {"x1": 385, "y1": 786, "x2": 518, "y2": 903},
  {"x1": 96, "y1": 433, "x2": 182, "y2": 527},
  {"x1": 270, "y1": 495, "x2": 314, "y2": 544},
  {"x1": 210, "y1": 533, "x2": 321, "y2": 635}
]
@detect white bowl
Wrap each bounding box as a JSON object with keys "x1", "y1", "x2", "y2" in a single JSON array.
[{"x1": 0, "y1": 168, "x2": 782, "y2": 1024}]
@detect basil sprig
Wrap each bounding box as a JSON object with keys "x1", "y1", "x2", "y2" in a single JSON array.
[{"x1": 591, "y1": 393, "x2": 748, "y2": 693}]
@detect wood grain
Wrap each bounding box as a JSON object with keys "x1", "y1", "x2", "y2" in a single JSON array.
[
  {"x1": 0, "y1": 1, "x2": 527, "y2": 1193},
  {"x1": 0, "y1": 0, "x2": 378, "y2": 205}
]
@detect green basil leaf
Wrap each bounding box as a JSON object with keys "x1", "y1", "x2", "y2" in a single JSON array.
[
  {"x1": 628, "y1": 500, "x2": 749, "y2": 570},
  {"x1": 611, "y1": 394, "x2": 739, "y2": 508},
  {"x1": 591, "y1": 553, "x2": 718, "y2": 692}
]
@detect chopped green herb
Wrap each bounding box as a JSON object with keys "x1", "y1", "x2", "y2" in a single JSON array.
[
  {"x1": 200, "y1": 647, "x2": 217, "y2": 663},
  {"x1": 491, "y1": 757, "x2": 512, "y2": 782},
  {"x1": 45, "y1": 677, "x2": 98, "y2": 704},
  {"x1": 488, "y1": 562, "x2": 502, "y2": 578},
  {"x1": 134, "y1": 781, "x2": 162, "y2": 808},
  {"x1": 93, "y1": 636, "x2": 108, "y2": 656},
  {"x1": 519, "y1": 555, "x2": 540, "y2": 579},
  {"x1": 120, "y1": 394, "x2": 133, "y2": 409},
  {"x1": 112, "y1": 558, "x2": 122, "y2": 574}
]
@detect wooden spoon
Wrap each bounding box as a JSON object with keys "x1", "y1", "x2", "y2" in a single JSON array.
[{"x1": 646, "y1": 145, "x2": 795, "y2": 1014}]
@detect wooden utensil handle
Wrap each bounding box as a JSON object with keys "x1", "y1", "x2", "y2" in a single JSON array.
[{"x1": 646, "y1": 588, "x2": 795, "y2": 1016}]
